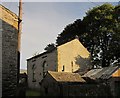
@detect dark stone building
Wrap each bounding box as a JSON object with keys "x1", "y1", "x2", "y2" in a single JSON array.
[
  {"x1": 40, "y1": 71, "x2": 86, "y2": 96},
  {"x1": 0, "y1": 5, "x2": 18, "y2": 96},
  {"x1": 40, "y1": 71, "x2": 112, "y2": 97}
]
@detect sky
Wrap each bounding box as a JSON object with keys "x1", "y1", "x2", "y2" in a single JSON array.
[{"x1": 1, "y1": 0, "x2": 119, "y2": 69}]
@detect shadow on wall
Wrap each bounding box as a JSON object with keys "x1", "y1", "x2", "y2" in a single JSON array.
[{"x1": 74, "y1": 55, "x2": 92, "y2": 75}]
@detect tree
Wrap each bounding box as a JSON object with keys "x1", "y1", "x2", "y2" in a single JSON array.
[
  {"x1": 83, "y1": 3, "x2": 120, "y2": 67},
  {"x1": 56, "y1": 19, "x2": 86, "y2": 46},
  {"x1": 44, "y1": 43, "x2": 56, "y2": 52},
  {"x1": 56, "y1": 3, "x2": 120, "y2": 67}
]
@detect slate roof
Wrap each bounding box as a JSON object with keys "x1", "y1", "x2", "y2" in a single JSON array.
[
  {"x1": 48, "y1": 71, "x2": 86, "y2": 83},
  {"x1": 27, "y1": 49, "x2": 56, "y2": 61},
  {"x1": 83, "y1": 66, "x2": 119, "y2": 80}
]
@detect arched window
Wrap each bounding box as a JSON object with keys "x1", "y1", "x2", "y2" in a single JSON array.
[
  {"x1": 32, "y1": 64, "x2": 36, "y2": 82},
  {"x1": 43, "y1": 61, "x2": 48, "y2": 68},
  {"x1": 43, "y1": 61, "x2": 48, "y2": 78}
]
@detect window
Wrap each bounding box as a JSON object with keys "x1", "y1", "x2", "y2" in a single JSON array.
[
  {"x1": 62, "y1": 65, "x2": 65, "y2": 72},
  {"x1": 32, "y1": 64, "x2": 36, "y2": 82},
  {"x1": 32, "y1": 64, "x2": 35, "y2": 69},
  {"x1": 42, "y1": 55, "x2": 47, "y2": 59},
  {"x1": 32, "y1": 70, "x2": 36, "y2": 82},
  {"x1": 43, "y1": 61, "x2": 48, "y2": 78},
  {"x1": 43, "y1": 61, "x2": 48, "y2": 68},
  {"x1": 71, "y1": 61, "x2": 73, "y2": 72}
]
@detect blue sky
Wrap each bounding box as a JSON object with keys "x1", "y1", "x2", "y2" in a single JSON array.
[{"x1": 1, "y1": 1, "x2": 119, "y2": 69}]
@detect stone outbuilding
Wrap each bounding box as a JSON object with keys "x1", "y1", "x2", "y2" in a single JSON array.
[
  {"x1": 40, "y1": 71, "x2": 112, "y2": 97},
  {"x1": 27, "y1": 38, "x2": 92, "y2": 90},
  {"x1": 40, "y1": 71, "x2": 86, "y2": 96}
]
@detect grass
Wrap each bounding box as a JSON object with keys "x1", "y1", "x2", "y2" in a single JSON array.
[{"x1": 26, "y1": 89, "x2": 41, "y2": 96}]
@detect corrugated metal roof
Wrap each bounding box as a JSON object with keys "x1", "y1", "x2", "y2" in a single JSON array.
[
  {"x1": 48, "y1": 71, "x2": 86, "y2": 83},
  {"x1": 83, "y1": 66, "x2": 119, "y2": 80},
  {"x1": 83, "y1": 69, "x2": 102, "y2": 78}
]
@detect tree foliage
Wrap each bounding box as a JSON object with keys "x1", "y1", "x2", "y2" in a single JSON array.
[
  {"x1": 83, "y1": 3, "x2": 120, "y2": 67},
  {"x1": 56, "y1": 19, "x2": 86, "y2": 46},
  {"x1": 44, "y1": 43, "x2": 56, "y2": 52},
  {"x1": 56, "y1": 3, "x2": 120, "y2": 67}
]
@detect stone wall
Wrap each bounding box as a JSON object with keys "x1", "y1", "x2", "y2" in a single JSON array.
[
  {"x1": 0, "y1": 5, "x2": 18, "y2": 96},
  {"x1": 0, "y1": 18, "x2": 2, "y2": 97},
  {"x1": 2, "y1": 19, "x2": 18, "y2": 96}
]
